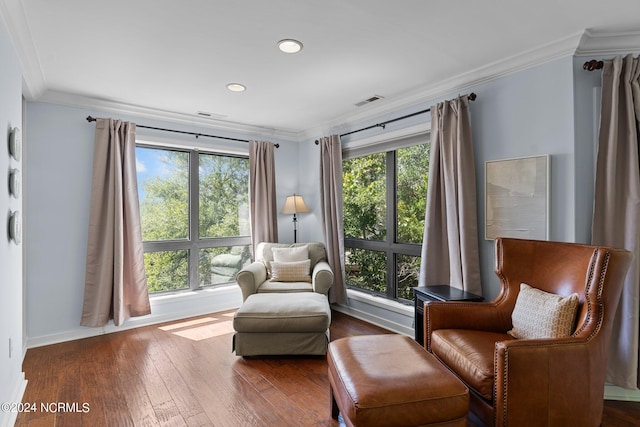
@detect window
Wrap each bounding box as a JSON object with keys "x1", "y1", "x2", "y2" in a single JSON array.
[
  {"x1": 136, "y1": 145, "x2": 251, "y2": 294},
  {"x1": 343, "y1": 138, "x2": 429, "y2": 303}
]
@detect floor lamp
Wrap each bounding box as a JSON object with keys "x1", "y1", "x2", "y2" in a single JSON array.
[{"x1": 281, "y1": 194, "x2": 310, "y2": 243}]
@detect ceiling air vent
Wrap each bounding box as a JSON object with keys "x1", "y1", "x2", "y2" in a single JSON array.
[
  {"x1": 355, "y1": 95, "x2": 384, "y2": 107},
  {"x1": 195, "y1": 111, "x2": 227, "y2": 119}
]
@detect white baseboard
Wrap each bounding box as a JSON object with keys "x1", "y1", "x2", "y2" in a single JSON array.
[
  {"x1": 0, "y1": 372, "x2": 27, "y2": 427},
  {"x1": 332, "y1": 303, "x2": 411, "y2": 336},
  {"x1": 604, "y1": 384, "x2": 640, "y2": 402},
  {"x1": 332, "y1": 300, "x2": 414, "y2": 337},
  {"x1": 27, "y1": 285, "x2": 243, "y2": 348}
]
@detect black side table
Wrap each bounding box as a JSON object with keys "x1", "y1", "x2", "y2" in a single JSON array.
[{"x1": 413, "y1": 285, "x2": 483, "y2": 346}]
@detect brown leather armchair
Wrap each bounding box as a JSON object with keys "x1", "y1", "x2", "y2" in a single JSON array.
[{"x1": 425, "y1": 238, "x2": 632, "y2": 427}]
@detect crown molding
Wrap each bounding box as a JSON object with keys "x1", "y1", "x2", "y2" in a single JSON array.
[
  {"x1": 575, "y1": 29, "x2": 640, "y2": 57},
  {"x1": 0, "y1": 0, "x2": 46, "y2": 98},
  {"x1": 341, "y1": 122, "x2": 430, "y2": 152},
  {"x1": 300, "y1": 30, "x2": 585, "y2": 142},
  {"x1": 37, "y1": 90, "x2": 301, "y2": 142},
  {"x1": 10, "y1": 16, "x2": 637, "y2": 144},
  {"x1": 0, "y1": 0, "x2": 298, "y2": 143},
  {"x1": 4, "y1": 0, "x2": 585, "y2": 145}
]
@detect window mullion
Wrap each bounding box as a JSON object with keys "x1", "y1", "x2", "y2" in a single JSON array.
[
  {"x1": 189, "y1": 150, "x2": 200, "y2": 290},
  {"x1": 143, "y1": 240, "x2": 191, "y2": 252},
  {"x1": 386, "y1": 151, "x2": 396, "y2": 300},
  {"x1": 199, "y1": 236, "x2": 252, "y2": 248}
]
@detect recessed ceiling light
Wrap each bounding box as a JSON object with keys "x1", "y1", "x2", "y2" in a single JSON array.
[
  {"x1": 277, "y1": 39, "x2": 303, "y2": 54},
  {"x1": 226, "y1": 83, "x2": 246, "y2": 92}
]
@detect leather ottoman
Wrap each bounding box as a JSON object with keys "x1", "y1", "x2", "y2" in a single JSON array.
[
  {"x1": 233, "y1": 292, "x2": 331, "y2": 356},
  {"x1": 327, "y1": 334, "x2": 469, "y2": 427}
]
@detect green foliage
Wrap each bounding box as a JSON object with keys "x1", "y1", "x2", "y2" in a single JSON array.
[
  {"x1": 397, "y1": 254, "x2": 421, "y2": 300},
  {"x1": 144, "y1": 251, "x2": 188, "y2": 293},
  {"x1": 343, "y1": 153, "x2": 386, "y2": 240},
  {"x1": 199, "y1": 154, "x2": 250, "y2": 238},
  {"x1": 345, "y1": 248, "x2": 387, "y2": 294},
  {"x1": 140, "y1": 150, "x2": 189, "y2": 241},
  {"x1": 397, "y1": 144, "x2": 429, "y2": 243}
]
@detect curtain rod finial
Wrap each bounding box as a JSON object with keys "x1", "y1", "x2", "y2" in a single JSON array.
[
  {"x1": 583, "y1": 60, "x2": 604, "y2": 71},
  {"x1": 468, "y1": 93, "x2": 477, "y2": 101},
  {"x1": 86, "y1": 115, "x2": 96, "y2": 122}
]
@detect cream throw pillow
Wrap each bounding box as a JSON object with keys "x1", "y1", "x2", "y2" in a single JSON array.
[
  {"x1": 508, "y1": 283, "x2": 579, "y2": 339},
  {"x1": 272, "y1": 245, "x2": 309, "y2": 263},
  {"x1": 270, "y1": 260, "x2": 312, "y2": 282}
]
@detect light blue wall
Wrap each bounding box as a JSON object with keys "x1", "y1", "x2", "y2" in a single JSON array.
[
  {"x1": 472, "y1": 56, "x2": 578, "y2": 298},
  {"x1": 25, "y1": 103, "x2": 95, "y2": 341},
  {"x1": 573, "y1": 55, "x2": 602, "y2": 244},
  {"x1": 0, "y1": 16, "x2": 26, "y2": 427}
]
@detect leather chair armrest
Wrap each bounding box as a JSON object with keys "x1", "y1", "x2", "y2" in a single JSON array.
[
  {"x1": 425, "y1": 301, "x2": 512, "y2": 350},
  {"x1": 236, "y1": 262, "x2": 267, "y2": 302},
  {"x1": 312, "y1": 261, "x2": 334, "y2": 295},
  {"x1": 493, "y1": 337, "x2": 598, "y2": 426}
]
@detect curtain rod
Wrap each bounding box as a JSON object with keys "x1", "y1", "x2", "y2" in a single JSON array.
[
  {"x1": 85, "y1": 116, "x2": 279, "y2": 148},
  {"x1": 583, "y1": 60, "x2": 604, "y2": 71},
  {"x1": 314, "y1": 92, "x2": 477, "y2": 144}
]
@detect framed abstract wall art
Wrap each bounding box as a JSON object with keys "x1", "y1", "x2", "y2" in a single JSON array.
[{"x1": 485, "y1": 154, "x2": 550, "y2": 240}]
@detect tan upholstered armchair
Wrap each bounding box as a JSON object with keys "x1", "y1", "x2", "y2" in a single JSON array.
[
  {"x1": 236, "y1": 242, "x2": 334, "y2": 302},
  {"x1": 425, "y1": 238, "x2": 632, "y2": 427}
]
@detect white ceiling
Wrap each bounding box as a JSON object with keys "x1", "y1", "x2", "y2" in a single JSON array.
[{"x1": 2, "y1": 0, "x2": 640, "y2": 139}]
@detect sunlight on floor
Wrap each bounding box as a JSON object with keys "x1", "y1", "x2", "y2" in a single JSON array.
[{"x1": 158, "y1": 315, "x2": 235, "y2": 341}]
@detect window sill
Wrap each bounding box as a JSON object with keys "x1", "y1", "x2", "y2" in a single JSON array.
[
  {"x1": 150, "y1": 283, "x2": 238, "y2": 305},
  {"x1": 346, "y1": 289, "x2": 414, "y2": 316}
]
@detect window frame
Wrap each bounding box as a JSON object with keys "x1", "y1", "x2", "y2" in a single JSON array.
[
  {"x1": 342, "y1": 129, "x2": 429, "y2": 303},
  {"x1": 136, "y1": 142, "x2": 251, "y2": 294}
]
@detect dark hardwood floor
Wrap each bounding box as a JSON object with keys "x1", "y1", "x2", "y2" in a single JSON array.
[{"x1": 14, "y1": 310, "x2": 640, "y2": 426}]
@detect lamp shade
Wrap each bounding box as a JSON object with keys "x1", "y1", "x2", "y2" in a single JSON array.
[{"x1": 281, "y1": 194, "x2": 310, "y2": 215}]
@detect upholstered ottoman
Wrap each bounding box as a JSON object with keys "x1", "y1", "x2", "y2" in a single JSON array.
[
  {"x1": 328, "y1": 334, "x2": 469, "y2": 427},
  {"x1": 233, "y1": 292, "x2": 331, "y2": 356}
]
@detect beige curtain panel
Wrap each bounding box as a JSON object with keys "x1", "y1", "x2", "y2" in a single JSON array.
[
  {"x1": 81, "y1": 118, "x2": 150, "y2": 327},
  {"x1": 319, "y1": 135, "x2": 347, "y2": 304},
  {"x1": 249, "y1": 140, "x2": 278, "y2": 249},
  {"x1": 591, "y1": 54, "x2": 640, "y2": 390},
  {"x1": 419, "y1": 95, "x2": 482, "y2": 295}
]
